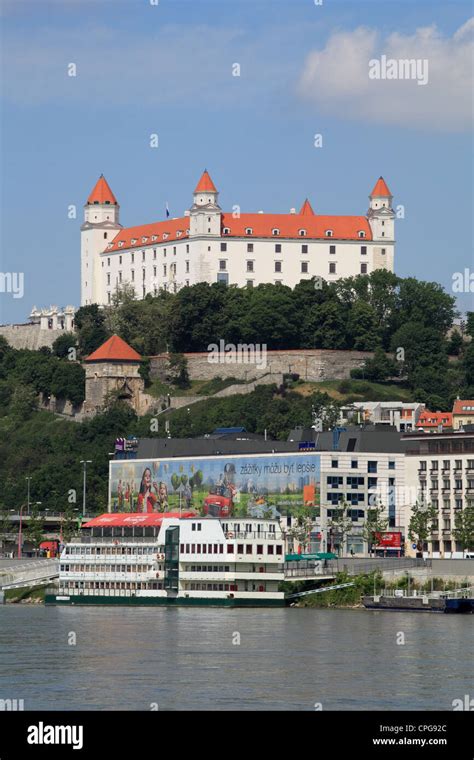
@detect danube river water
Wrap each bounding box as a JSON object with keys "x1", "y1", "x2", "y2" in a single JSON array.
[{"x1": 0, "y1": 606, "x2": 472, "y2": 711}]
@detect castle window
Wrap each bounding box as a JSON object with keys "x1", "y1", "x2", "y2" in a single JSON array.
[
  {"x1": 104, "y1": 232, "x2": 107, "y2": 239},
  {"x1": 358, "y1": 231, "x2": 366, "y2": 238},
  {"x1": 153, "y1": 266, "x2": 157, "y2": 277},
  {"x1": 220, "y1": 243, "x2": 227, "y2": 252},
  {"x1": 153, "y1": 249, "x2": 157, "y2": 260},
  {"x1": 107, "y1": 258, "x2": 110, "y2": 266},
  {"x1": 152, "y1": 235, "x2": 157, "y2": 242},
  {"x1": 272, "y1": 228, "x2": 280, "y2": 236},
  {"x1": 301, "y1": 262, "x2": 308, "y2": 273},
  {"x1": 163, "y1": 233, "x2": 168, "y2": 240},
  {"x1": 142, "y1": 237, "x2": 148, "y2": 243},
  {"x1": 381, "y1": 221, "x2": 385, "y2": 226},
  {"x1": 275, "y1": 244, "x2": 281, "y2": 253},
  {"x1": 142, "y1": 269, "x2": 146, "y2": 281},
  {"x1": 301, "y1": 244, "x2": 308, "y2": 254},
  {"x1": 329, "y1": 262, "x2": 336, "y2": 274},
  {"x1": 381, "y1": 248, "x2": 386, "y2": 255},
  {"x1": 275, "y1": 261, "x2": 282, "y2": 273},
  {"x1": 245, "y1": 228, "x2": 253, "y2": 235},
  {"x1": 329, "y1": 245, "x2": 336, "y2": 254},
  {"x1": 107, "y1": 274, "x2": 110, "y2": 285},
  {"x1": 131, "y1": 239, "x2": 137, "y2": 245},
  {"x1": 173, "y1": 247, "x2": 176, "y2": 255},
  {"x1": 163, "y1": 249, "x2": 166, "y2": 257},
  {"x1": 119, "y1": 272, "x2": 122, "y2": 283},
  {"x1": 325, "y1": 230, "x2": 333, "y2": 237},
  {"x1": 246, "y1": 280, "x2": 254, "y2": 288},
  {"x1": 119, "y1": 256, "x2": 122, "y2": 265},
  {"x1": 107, "y1": 292, "x2": 111, "y2": 303},
  {"x1": 361, "y1": 263, "x2": 367, "y2": 274},
  {"x1": 219, "y1": 260, "x2": 227, "y2": 271},
  {"x1": 185, "y1": 280, "x2": 189, "y2": 286},
  {"x1": 247, "y1": 243, "x2": 253, "y2": 253},
  {"x1": 118, "y1": 241, "x2": 124, "y2": 247},
  {"x1": 163, "y1": 264, "x2": 167, "y2": 276},
  {"x1": 208, "y1": 217, "x2": 211, "y2": 223},
  {"x1": 186, "y1": 261, "x2": 189, "y2": 273},
  {"x1": 381, "y1": 232, "x2": 385, "y2": 237},
  {"x1": 246, "y1": 261, "x2": 254, "y2": 272},
  {"x1": 186, "y1": 244, "x2": 189, "y2": 253},
  {"x1": 177, "y1": 231, "x2": 182, "y2": 237},
  {"x1": 142, "y1": 251, "x2": 145, "y2": 261},
  {"x1": 131, "y1": 253, "x2": 134, "y2": 263},
  {"x1": 131, "y1": 270, "x2": 135, "y2": 281},
  {"x1": 299, "y1": 229, "x2": 307, "y2": 237},
  {"x1": 223, "y1": 228, "x2": 230, "y2": 234},
  {"x1": 361, "y1": 246, "x2": 367, "y2": 255}
]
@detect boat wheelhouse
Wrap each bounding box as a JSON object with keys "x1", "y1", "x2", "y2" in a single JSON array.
[{"x1": 46, "y1": 513, "x2": 285, "y2": 607}]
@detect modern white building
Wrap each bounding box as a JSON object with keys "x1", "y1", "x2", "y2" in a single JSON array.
[
  {"x1": 339, "y1": 402, "x2": 425, "y2": 433},
  {"x1": 81, "y1": 172, "x2": 395, "y2": 306},
  {"x1": 403, "y1": 430, "x2": 474, "y2": 558}
]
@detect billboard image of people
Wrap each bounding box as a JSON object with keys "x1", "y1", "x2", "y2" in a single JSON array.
[{"x1": 109, "y1": 453, "x2": 320, "y2": 518}]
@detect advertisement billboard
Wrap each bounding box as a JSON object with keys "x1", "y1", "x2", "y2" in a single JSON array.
[{"x1": 109, "y1": 453, "x2": 320, "y2": 518}]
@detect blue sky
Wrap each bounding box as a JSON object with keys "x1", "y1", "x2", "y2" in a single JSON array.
[{"x1": 0, "y1": 0, "x2": 472, "y2": 323}]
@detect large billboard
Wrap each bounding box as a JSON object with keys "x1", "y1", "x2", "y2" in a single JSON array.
[{"x1": 109, "y1": 453, "x2": 320, "y2": 518}]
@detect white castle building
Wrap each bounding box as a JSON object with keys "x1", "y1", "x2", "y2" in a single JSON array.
[{"x1": 81, "y1": 171, "x2": 395, "y2": 306}]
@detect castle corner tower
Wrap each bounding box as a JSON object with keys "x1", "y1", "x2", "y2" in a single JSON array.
[{"x1": 81, "y1": 175, "x2": 122, "y2": 306}]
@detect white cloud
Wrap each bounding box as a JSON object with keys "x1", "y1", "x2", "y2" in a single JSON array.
[{"x1": 297, "y1": 19, "x2": 474, "y2": 132}]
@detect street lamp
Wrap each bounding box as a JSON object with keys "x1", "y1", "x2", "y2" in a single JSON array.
[
  {"x1": 25, "y1": 477, "x2": 32, "y2": 515},
  {"x1": 80, "y1": 460, "x2": 92, "y2": 518},
  {"x1": 17, "y1": 504, "x2": 26, "y2": 560}
]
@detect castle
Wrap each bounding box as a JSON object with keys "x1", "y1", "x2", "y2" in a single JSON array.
[{"x1": 81, "y1": 172, "x2": 395, "y2": 306}]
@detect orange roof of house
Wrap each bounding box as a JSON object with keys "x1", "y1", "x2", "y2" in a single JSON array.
[
  {"x1": 103, "y1": 211, "x2": 372, "y2": 254},
  {"x1": 87, "y1": 175, "x2": 118, "y2": 205},
  {"x1": 299, "y1": 199, "x2": 315, "y2": 216},
  {"x1": 85, "y1": 335, "x2": 142, "y2": 363},
  {"x1": 417, "y1": 411, "x2": 453, "y2": 427},
  {"x1": 105, "y1": 217, "x2": 189, "y2": 252},
  {"x1": 370, "y1": 176, "x2": 392, "y2": 197},
  {"x1": 453, "y1": 400, "x2": 474, "y2": 415},
  {"x1": 220, "y1": 213, "x2": 372, "y2": 240},
  {"x1": 194, "y1": 170, "x2": 217, "y2": 193}
]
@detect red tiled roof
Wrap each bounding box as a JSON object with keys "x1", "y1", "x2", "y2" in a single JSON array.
[
  {"x1": 82, "y1": 512, "x2": 195, "y2": 528},
  {"x1": 370, "y1": 176, "x2": 392, "y2": 197},
  {"x1": 453, "y1": 400, "x2": 474, "y2": 415},
  {"x1": 417, "y1": 411, "x2": 453, "y2": 428},
  {"x1": 194, "y1": 170, "x2": 217, "y2": 193},
  {"x1": 220, "y1": 213, "x2": 372, "y2": 240},
  {"x1": 105, "y1": 217, "x2": 189, "y2": 252},
  {"x1": 299, "y1": 199, "x2": 315, "y2": 216},
  {"x1": 87, "y1": 174, "x2": 118, "y2": 205},
  {"x1": 84, "y1": 335, "x2": 142, "y2": 363}
]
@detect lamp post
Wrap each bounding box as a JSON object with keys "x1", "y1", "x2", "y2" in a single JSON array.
[
  {"x1": 25, "y1": 477, "x2": 31, "y2": 516},
  {"x1": 17, "y1": 504, "x2": 26, "y2": 560},
  {"x1": 80, "y1": 460, "x2": 92, "y2": 518}
]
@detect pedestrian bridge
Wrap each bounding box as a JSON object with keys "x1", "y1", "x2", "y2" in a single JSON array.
[
  {"x1": 0, "y1": 559, "x2": 59, "y2": 591},
  {"x1": 284, "y1": 559, "x2": 335, "y2": 583}
]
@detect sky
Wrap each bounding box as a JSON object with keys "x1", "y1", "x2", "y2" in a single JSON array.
[{"x1": 0, "y1": 0, "x2": 473, "y2": 324}]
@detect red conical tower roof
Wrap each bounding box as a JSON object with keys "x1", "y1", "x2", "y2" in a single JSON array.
[
  {"x1": 370, "y1": 176, "x2": 392, "y2": 197},
  {"x1": 299, "y1": 198, "x2": 315, "y2": 216},
  {"x1": 84, "y1": 335, "x2": 142, "y2": 363},
  {"x1": 87, "y1": 174, "x2": 118, "y2": 205},
  {"x1": 194, "y1": 169, "x2": 217, "y2": 193}
]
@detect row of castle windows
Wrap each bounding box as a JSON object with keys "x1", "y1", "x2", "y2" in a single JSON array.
[
  {"x1": 222, "y1": 227, "x2": 367, "y2": 238},
  {"x1": 104, "y1": 243, "x2": 375, "y2": 267}
]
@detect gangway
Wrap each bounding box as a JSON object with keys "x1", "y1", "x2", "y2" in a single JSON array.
[{"x1": 286, "y1": 581, "x2": 356, "y2": 600}]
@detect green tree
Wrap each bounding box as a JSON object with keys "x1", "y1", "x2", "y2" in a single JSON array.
[
  {"x1": 327, "y1": 501, "x2": 354, "y2": 556},
  {"x1": 24, "y1": 506, "x2": 45, "y2": 556},
  {"x1": 408, "y1": 501, "x2": 438, "y2": 557},
  {"x1": 167, "y1": 354, "x2": 190, "y2": 389},
  {"x1": 361, "y1": 505, "x2": 388, "y2": 556},
  {"x1": 50, "y1": 362, "x2": 85, "y2": 406},
  {"x1": 75, "y1": 304, "x2": 109, "y2": 357},
  {"x1": 9, "y1": 385, "x2": 38, "y2": 420},
  {"x1": 452, "y1": 507, "x2": 474, "y2": 554},
  {"x1": 347, "y1": 301, "x2": 381, "y2": 351},
  {"x1": 51, "y1": 333, "x2": 78, "y2": 360}
]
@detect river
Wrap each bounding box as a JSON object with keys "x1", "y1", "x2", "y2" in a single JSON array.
[{"x1": 0, "y1": 606, "x2": 472, "y2": 710}]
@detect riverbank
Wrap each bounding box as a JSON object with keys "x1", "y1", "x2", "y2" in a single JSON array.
[
  {"x1": 287, "y1": 572, "x2": 473, "y2": 608},
  {"x1": 3, "y1": 586, "x2": 46, "y2": 604}
]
